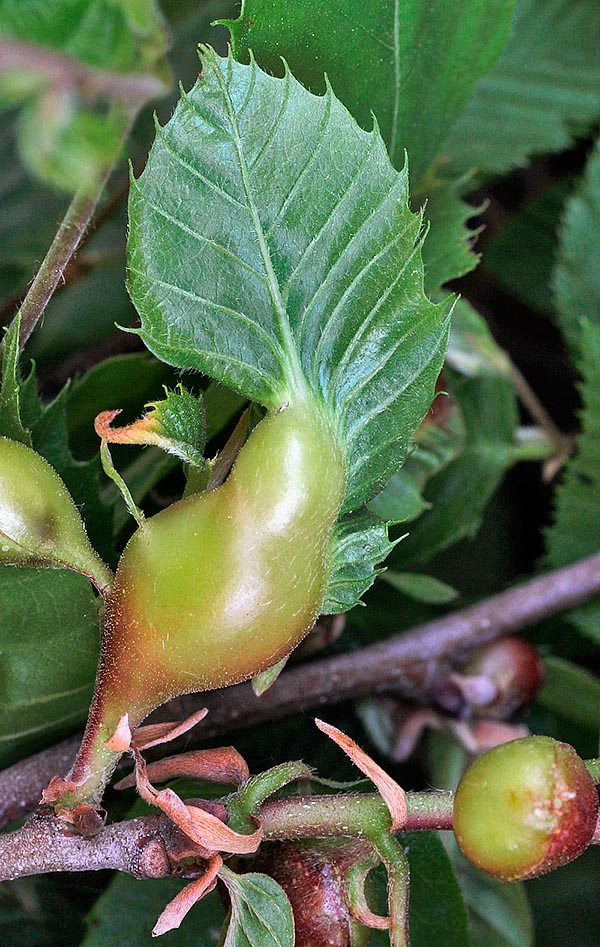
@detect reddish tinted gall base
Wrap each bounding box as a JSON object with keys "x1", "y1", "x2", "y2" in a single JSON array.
[{"x1": 454, "y1": 736, "x2": 599, "y2": 882}]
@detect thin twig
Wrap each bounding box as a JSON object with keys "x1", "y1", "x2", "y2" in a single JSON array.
[
  {"x1": 0, "y1": 792, "x2": 453, "y2": 882},
  {"x1": 510, "y1": 363, "x2": 573, "y2": 473},
  {"x1": 1, "y1": 550, "x2": 599, "y2": 830},
  {"x1": 3, "y1": 109, "x2": 136, "y2": 352},
  {"x1": 191, "y1": 549, "x2": 600, "y2": 737}
]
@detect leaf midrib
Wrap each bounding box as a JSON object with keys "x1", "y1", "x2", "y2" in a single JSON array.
[{"x1": 207, "y1": 52, "x2": 309, "y2": 404}]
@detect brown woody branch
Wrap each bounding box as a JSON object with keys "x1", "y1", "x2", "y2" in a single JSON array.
[
  {"x1": 0, "y1": 792, "x2": 453, "y2": 883},
  {"x1": 1, "y1": 550, "x2": 599, "y2": 831}
]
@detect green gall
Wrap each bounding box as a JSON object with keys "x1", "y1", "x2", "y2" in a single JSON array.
[
  {"x1": 454, "y1": 736, "x2": 599, "y2": 881},
  {"x1": 0, "y1": 436, "x2": 112, "y2": 594}
]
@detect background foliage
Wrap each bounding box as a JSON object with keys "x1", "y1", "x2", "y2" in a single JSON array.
[{"x1": 0, "y1": 0, "x2": 599, "y2": 945}]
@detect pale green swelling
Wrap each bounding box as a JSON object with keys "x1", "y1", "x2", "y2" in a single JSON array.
[
  {"x1": 0, "y1": 436, "x2": 110, "y2": 591},
  {"x1": 93, "y1": 401, "x2": 345, "y2": 730},
  {"x1": 454, "y1": 737, "x2": 557, "y2": 879}
]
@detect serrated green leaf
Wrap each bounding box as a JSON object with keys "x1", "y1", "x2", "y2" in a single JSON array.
[
  {"x1": 220, "y1": 868, "x2": 294, "y2": 947},
  {"x1": 128, "y1": 47, "x2": 449, "y2": 514},
  {"x1": 0, "y1": 314, "x2": 31, "y2": 445},
  {"x1": 421, "y1": 172, "x2": 482, "y2": 292},
  {"x1": 143, "y1": 385, "x2": 206, "y2": 465},
  {"x1": 545, "y1": 321, "x2": 600, "y2": 641},
  {"x1": 323, "y1": 511, "x2": 396, "y2": 614},
  {"x1": 81, "y1": 878, "x2": 225, "y2": 947},
  {"x1": 227, "y1": 0, "x2": 514, "y2": 183},
  {"x1": 394, "y1": 370, "x2": 519, "y2": 565},
  {"x1": 443, "y1": 0, "x2": 600, "y2": 177},
  {"x1": 537, "y1": 656, "x2": 600, "y2": 731},
  {"x1": 0, "y1": 566, "x2": 99, "y2": 766},
  {"x1": 227, "y1": 1, "x2": 513, "y2": 293},
  {"x1": 383, "y1": 571, "x2": 458, "y2": 604},
  {"x1": 554, "y1": 139, "x2": 600, "y2": 354}
]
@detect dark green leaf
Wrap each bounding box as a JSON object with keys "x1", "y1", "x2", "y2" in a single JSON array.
[
  {"x1": 485, "y1": 178, "x2": 574, "y2": 315},
  {"x1": 382, "y1": 571, "x2": 458, "y2": 604},
  {"x1": 0, "y1": 878, "x2": 86, "y2": 947},
  {"x1": 403, "y1": 831, "x2": 470, "y2": 947},
  {"x1": 394, "y1": 370, "x2": 519, "y2": 565},
  {"x1": 545, "y1": 322, "x2": 600, "y2": 640},
  {"x1": 323, "y1": 511, "x2": 396, "y2": 613},
  {"x1": 227, "y1": 0, "x2": 514, "y2": 182},
  {"x1": 554, "y1": 139, "x2": 600, "y2": 353},
  {"x1": 128, "y1": 47, "x2": 449, "y2": 513},
  {"x1": 537, "y1": 656, "x2": 600, "y2": 731},
  {"x1": 446, "y1": 836, "x2": 533, "y2": 947},
  {"x1": 81, "y1": 878, "x2": 225, "y2": 947},
  {"x1": 0, "y1": 566, "x2": 99, "y2": 766},
  {"x1": 443, "y1": 0, "x2": 600, "y2": 177},
  {"x1": 220, "y1": 868, "x2": 294, "y2": 947},
  {"x1": 227, "y1": 1, "x2": 513, "y2": 294}
]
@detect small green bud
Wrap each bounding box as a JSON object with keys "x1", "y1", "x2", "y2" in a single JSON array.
[
  {"x1": 454, "y1": 736, "x2": 599, "y2": 881},
  {"x1": 0, "y1": 436, "x2": 111, "y2": 593}
]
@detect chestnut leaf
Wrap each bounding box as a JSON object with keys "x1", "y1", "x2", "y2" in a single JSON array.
[
  {"x1": 127, "y1": 47, "x2": 450, "y2": 515},
  {"x1": 226, "y1": 0, "x2": 515, "y2": 182}
]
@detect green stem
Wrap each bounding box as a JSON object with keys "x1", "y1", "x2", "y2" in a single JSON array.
[
  {"x1": 511, "y1": 426, "x2": 557, "y2": 462},
  {"x1": 510, "y1": 364, "x2": 571, "y2": 458},
  {"x1": 259, "y1": 791, "x2": 454, "y2": 841},
  {"x1": 372, "y1": 832, "x2": 410, "y2": 947},
  {"x1": 3, "y1": 107, "x2": 136, "y2": 353}
]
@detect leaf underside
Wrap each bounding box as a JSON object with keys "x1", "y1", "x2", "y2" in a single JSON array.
[{"x1": 127, "y1": 47, "x2": 450, "y2": 518}]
